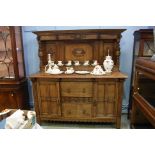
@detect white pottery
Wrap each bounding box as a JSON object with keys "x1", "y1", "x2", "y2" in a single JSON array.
[
  {"x1": 74, "y1": 60, "x2": 80, "y2": 66},
  {"x1": 83, "y1": 60, "x2": 89, "y2": 66},
  {"x1": 66, "y1": 60, "x2": 72, "y2": 66},
  {"x1": 103, "y1": 54, "x2": 114, "y2": 73},
  {"x1": 51, "y1": 64, "x2": 60, "y2": 73},
  {"x1": 91, "y1": 65, "x2": 105, "y2": 75},
  {"x1": 57, "y1": 60, "x2": 63, "y2": 66},
  {"x1": 65, "y1": 67, "x2": 74, "y2": 74},
  {"x1": 45, "y1": 64, "x2": 53, "y2": 73},
  {"x1": 92, "y1": 60, "x2": 98, "y2": 66}
]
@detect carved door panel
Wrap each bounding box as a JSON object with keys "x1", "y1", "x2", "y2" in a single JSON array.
[
  {"x1": 95, "y1": 81, "x2": 116, "y2": 117},
  {"x1": 38, "y1": 80, "x2": 60, "y2": 117}
]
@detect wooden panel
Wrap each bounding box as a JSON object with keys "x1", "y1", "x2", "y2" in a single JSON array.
[
  {"x1": 38, "y1": 80, "x2": 60, "y2": 116},
  {"x1": 96, "y1": 82, "x2": 116, "y2": 117},
  {"x1": 61, "y1": 82, "x2": 93, "y2": 97},
  {"x1": 40, "y1": 101, "x2": 59, "y2": 116},
  {"x1": 64, "y1": 43, "x2": 93, "y2": 61},
  {"x1": 39, "y1": 81, "x2": 58, "y2": 97}
]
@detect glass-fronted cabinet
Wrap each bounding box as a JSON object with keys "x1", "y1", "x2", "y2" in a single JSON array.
[
  {"x1": 128, "y1": 29, "x2": 155, "y2": 117},
  {"x1": 134, "y1": 29, "x2": 155, "y2": 57},
  {"x1": 0, "y1": 26, "x2": 29, "y2": 111},
  {"x1": 0, "y1": 26, "x2": 25, "y2": 79},
  {"x1": 130, "y1": 57, "x2": 155, "y2": 128}
]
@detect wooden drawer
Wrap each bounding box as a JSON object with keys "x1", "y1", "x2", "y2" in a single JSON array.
[
  {"x1": 62, "y1": 103, "x2": 92, "y2": 118},
  {"x1": 77, "y1": 104, "x2": 92, "y2": 118},
  {"x1": 61, "y1": 82, "x2": 93, "y2": 97}
]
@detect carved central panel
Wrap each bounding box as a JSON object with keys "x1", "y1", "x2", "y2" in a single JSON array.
[
  {"x1": 72, "y1": 48, "x2": 85, "y2": 57},
  {"x1": 65, "y1": 43, "x2": 93, "y2": 61}
]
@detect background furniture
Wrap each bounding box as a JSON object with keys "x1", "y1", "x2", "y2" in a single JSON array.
[
  {"x1": 30, "y1": 29, "x2": 127, "y2": 128},
  {"x1": 130, "y1": 57, "x2": 155, "y2": 128},
  {"x1": 0, "y1": 26, "x2": 29, "y2": 111},
  {"x1": 128, "y1": 29, "x2": 154, "y2": 117}
]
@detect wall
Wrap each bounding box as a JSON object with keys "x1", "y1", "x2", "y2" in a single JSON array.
[{"x1": 22, "y1": 26, "x2": 150, "y2": 112}]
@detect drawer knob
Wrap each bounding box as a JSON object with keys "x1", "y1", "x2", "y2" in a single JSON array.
[
  {"x1": 67, "y1": 88, "x2": 71, "y2": 93},
  {"x1": 67, "y1": 111, "x2": 71, "y2": 115},
  {"x1": 83, "y1": 110, "x2": 86, "y2": 114},
  {"x1": 82, "y1": 88, "x2": 86, "y2": 93}
]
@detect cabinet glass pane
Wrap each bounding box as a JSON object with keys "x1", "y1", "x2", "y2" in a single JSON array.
[
  {"x1": 15, "y1": 26, "x2": 25, "y2": 78},
  {"x1": 135, "y1": 41, "x2": 140, "y2": 56},
  {"x1": 0, "y1": 26, "x2": 15, "y2": 79},
  {"x1": 138, "y1": 74, "x2": 155, "y2": 108},
  {"x1": 143, "y1": 41, "x2": 155, "y2": 56}
]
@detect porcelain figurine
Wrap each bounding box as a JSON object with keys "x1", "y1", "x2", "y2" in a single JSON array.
[
  {"x1": 74, "y1": 60, "x2": 80, "y2": 66},
  {"x1": 91, "y1": 65, "x2": 105, "y2": 75},
  {"x1": 51, "y1": 64, "x2": 60, "y2": 73},
  {"x1": 92, "y1": 60, "x2": 98, "y2": 66},
  {"x1": 103, "y1": 50, "x2": 114, "y2": 73},
  {"x1": 57, "y1": 60, "x2": 63, "y2": 66},
  {"x1": 45, "y1": 54, "x2": 55, "y2": 73},
  {"x1": 83, "y1": 60, "x2": 89, "y2": 66},
  {"x1": 65, "y1": 67, "x2": 74, "y2": 74},
  {"x1": 66, "y1": 60, "x2": 72, "y2": 66}
]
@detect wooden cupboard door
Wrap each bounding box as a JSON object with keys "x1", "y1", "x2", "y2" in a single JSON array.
[
  {"x1": 38, "y1": 80, "x2": 60, "y2": 116},
  {"x1": 0, "y1": 92, "x2": 18, "y2": 111},
  {"x1": 95, "y1": 81, "x2": 116, "y2": 117}
]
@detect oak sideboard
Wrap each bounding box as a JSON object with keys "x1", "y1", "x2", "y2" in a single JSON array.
[{"x1": 30, "y1": 29, "x2": 127, "y2": 128}]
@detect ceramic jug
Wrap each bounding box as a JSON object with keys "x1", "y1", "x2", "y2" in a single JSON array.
[{"x1": 103, "y1": 53, "x2": 114, "y2": 73}]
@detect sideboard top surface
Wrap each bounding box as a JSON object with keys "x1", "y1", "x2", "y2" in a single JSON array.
[{"x1": 30, "y1": 71, "x2": 128, "y2": 79}]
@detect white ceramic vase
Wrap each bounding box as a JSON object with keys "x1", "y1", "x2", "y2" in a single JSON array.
[{"x1": 103, "y1": 55, "x2": 114, "y2": 73}]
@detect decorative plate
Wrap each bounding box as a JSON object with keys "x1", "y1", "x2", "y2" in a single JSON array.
[
  {"x1": 49, "y1": 71, "x2": 64, "y2": 75},
  {"x1": 65, "y1": 64, "x2": 72, "y2": 66},
  {"x1": 90, "y1": 71, "x2": 106, "y2": 75},
  {"x1": 74, "y1": 64, "x2": 80, "y2": 66},
  {"x1": 65, "y1": 70, "x2": 74, "y2": 74},
  {"x1": 57, "y1": 64, "x2": 64, "y2": 67},
  {"x1": 75, "y1": 71, "x2": 90, "y2": 74},
  {"x1": 91, "y1": 64, "x2": 97, "y2": 66},
  {"x1": 83, "y1": 64, "x2": 89, "y2": 66},
  {"x1": 0, "y1": 109, "x2": 11, "y2": 115}
]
